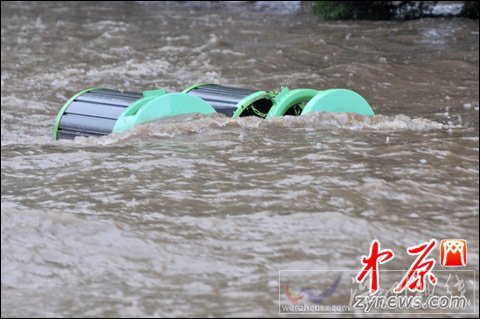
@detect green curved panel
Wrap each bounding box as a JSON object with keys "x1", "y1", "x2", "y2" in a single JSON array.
[
  {"x1": 231, "y1": 91, "x2": 272, "y2": 118},
  {"x1": 181, "y1": 82, "x2": 211, "y2": 93},
  {"x1": 301, "y1": 89, "x2": 374, "y2": 116},
  {"x1": 267, "y1": 88, "x2": 319, "y2": 118},
  {"x1": 112, "y1": 93, "x2": 216, "y2": 133}
]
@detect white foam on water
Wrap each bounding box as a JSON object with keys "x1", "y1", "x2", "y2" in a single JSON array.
[{"x1": 57, "y1": 112, "x2": 458, "y2": 147}]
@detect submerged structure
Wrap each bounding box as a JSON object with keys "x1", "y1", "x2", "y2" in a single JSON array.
[{"x1": 53, "y1": 84, "x2": 374, "y2": 140}]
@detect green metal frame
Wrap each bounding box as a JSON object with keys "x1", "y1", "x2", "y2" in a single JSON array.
[
  {"x1": 231, "y1": 90, "x2": 276, "y2": 118},
  {"x1": 181, "y1": 82, "x2": 211, "y2": 93},
  {"x1": 52, "y1": 87, "x2": 101, "y2": 140},
  {"x1": 53, "y1": 85, "x2": 374, "y2": 141}
]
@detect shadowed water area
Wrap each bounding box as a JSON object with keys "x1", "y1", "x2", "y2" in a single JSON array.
[{"x1": 1, "y1": 1, "x2": 478, "y2": 317}]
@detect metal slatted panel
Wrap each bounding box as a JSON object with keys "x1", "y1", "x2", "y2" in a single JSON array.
[{"x1": 57, "y1": 89, "x2": 142, "y2": 140}]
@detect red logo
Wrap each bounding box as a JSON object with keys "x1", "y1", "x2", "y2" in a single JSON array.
[
  {"x1": 440, "y1": 239, "x2": 467, "y2": 267},
  {"x1": 357, "y1": 239, "x2": 469, "y2": 294},
  {"x1": 356, "y1": 240, "x2": 394, "y2": 294},
  {"x1": 394, "y1": 239, "x2": 437, "y2": 293}
]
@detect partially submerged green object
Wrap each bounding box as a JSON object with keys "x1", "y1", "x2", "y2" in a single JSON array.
[
  {"x1": 268, "y1": 87, "x2": 374, "y2": 117},
  {"x1": 301, "y1": 88, "x2": 374, "y2": 116},
  {"x1": 53, "y1": 84, "x2": 374, "y2": 140},
  {"x1": 183, "y1": 83, "x2": 276, "y2": 118},
  {"x1": 183, "y1": 83, "x2": 374, "y2": 118},
  {"x1": 53, "y1": 88, "x2": 214, "y2": 140}
]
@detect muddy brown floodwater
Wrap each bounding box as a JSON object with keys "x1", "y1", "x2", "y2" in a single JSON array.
[{"x1": 1, "y1": 1, "x2": 478, "y2": 317}]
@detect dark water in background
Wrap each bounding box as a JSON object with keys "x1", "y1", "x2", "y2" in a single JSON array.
[{"x1": 1, "y1": 1, "x2": 478, "y2": 317}]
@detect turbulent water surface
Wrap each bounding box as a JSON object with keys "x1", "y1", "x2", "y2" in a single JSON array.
[{"x1": 1, "y1": 1, "x2": 479, "y2": 317}]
